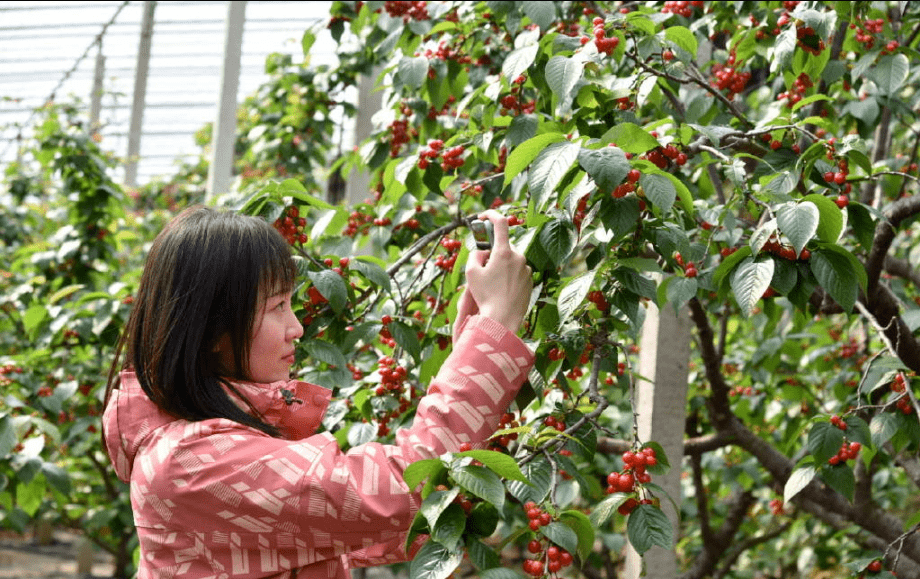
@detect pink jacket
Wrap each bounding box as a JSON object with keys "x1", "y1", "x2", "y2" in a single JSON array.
[{"x1": 103, "y1": 315, "x2": 534, "y2": 579}]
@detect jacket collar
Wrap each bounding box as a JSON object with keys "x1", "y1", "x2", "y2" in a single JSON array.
[{"x1": 103, "y1": 370, "x2": 331, "y2": 483}]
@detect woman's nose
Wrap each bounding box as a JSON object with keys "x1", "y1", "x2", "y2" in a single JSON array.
[{"x1": 288, "y1": 310, "x2": 305, "y2": 340}]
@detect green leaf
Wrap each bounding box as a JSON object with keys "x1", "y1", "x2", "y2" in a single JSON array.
[
  {"x1": 577, "y1": 145, "x2": 630, "y2": 193},
  {"x1": 802, "y1": 194, "x2": 844, "y2": 243},
  {"x1": 712, "y1": 246, "x2": 752, "y2": 291},
  {"x1": 404, "y1": 458, "x2": 446, "y2": 490},
  {"x1": 537, "y1": 218, "x2": 577, "y2": 269},
  {"x1": 529, "y1": 141, "x2": 580, "y2": 212},
  {"x1": 16, "y1": 474, "x2": 45, "y2": 517},
  {"x1": 349, "y1": 257, "x2": 391, "y2": 290},
  {"x1": 301, "y1": 30, "x2": 315, "y2": 57},
  {"x1": 507, "y1": 458, "x2": 552, "y2": 505},
  {"x1": 388, "y1": 321, "x2": 422, "y2": 363},
  {"x1": 398, "y1": 56, "x2": 429, "y2": 89},
  {"x1": 557, "y1": 271, "x2": 595, "y2": 325},
  {"x1": 41, "y1": 463, "x2": 70, "y2": 495},
  {"x1": 545, "y1": 55, "x2": 583, "y2": 108},
  {"x1": 777, "y1": 201, "x2": 819, "y2": 258},
  {"x1": 280, "y1": 179, "x2": 334, "y2": 209},
  {"x1": 730, "y1": 257, "x2": 775, "y2": 317},
  {"x1": 871, "y1": 53, "x2": 909, "y2": 96},
  {"x1": 601, "y1": 123, "x2": 660, "y2": 154},
  {"x1": 764, "y1": 170, "x2": 799, "y2": 196},
  {"x1": 0, "y1": 415, "x2": 16, "y2": 457},
  {"x1": 307, "y1": 269, "x2": 348, "y2": 313},
  {"x1": 502, "y1": 42, "x2": 539, "y2": 85},
  {"x1": 664, "y1": 25, "x2": 697, "y2": 56},
  {"x1": 409, "y1": 540, "x2": 463, "y2": 579},
  {"x1": 783, "y1": 465, "x2": 816, "y2": 504},
  {"x1": 640, "y1": 173, "x2": 676, "y2": 215},
  {"x1": 808, "y1": 421, "x2": 845, "y2": 465},
  {"x1": 626, "y1": 504, "x2": 673, "y2": 555},
  {"x1": 542, "y1": 521, "x2": 579, "y2": 556},
  {"x1": 504, "y1": 133, "x2": 566, "y2": 188},
  {"x1": 522, "y1": 0, "x2": 556, "y2": 30},
  {"x1": 304, "y1": 340, "x2": 348, "y2": 369},
  {"x1": 870, "y1": 413, "x2": 900, "y2": 449},
  {"x1": 431, "y1": 504, "x2": 466, "y2": 550},
  {"x1": 589, "y1": 493, "x2": 631, "y2": 526},
  {"x1": 821, "y1": 463, "x2": 855, "y2": 501},
  {"x1": 23, "y1": 303, "x2": 48, "y2": 336},
  {"x1": 468, "y1": 538, "x2": 503, "y2": 572},
  {"x1": 664, "y1": 276, "x2": 697, "y2": 312},
  {"x1": 452, "y1": 465, "x2": 506, "y2": 510},
  {"x1": 560, "y1": 510, "x2": 596, "y2": 561},
  {"x1": 809, "y1": 248, "x2": 858, "y2": 312},
  {"x1": 770, "y1": 27, "x2": 797, "y2": 73},
  {"x1": 420, "y1": 488, "x2": 461, "y2": 530},
  {"x1": 481, "y1": 568, "x2": 527, "y2": 579},
  {"x1": 455, "y1": 450, "x2": 529, "y2": 483}
]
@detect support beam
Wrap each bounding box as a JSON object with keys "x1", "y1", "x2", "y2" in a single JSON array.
[
  {"x1": 206, "y1": 0, "x2": 247, "y2": 200},
  {"x1": 625, "y1": 301, "x2": 691, "y2": 579},
  {"x1": 124, "y1": 1, "x2": 156, "y2": 187},
  {"x1": 89, "y1": 44, "x2": 105, "y2": 136},
  {"x1": 345, "y1": 67, "x2": 383, "y2": 205}
]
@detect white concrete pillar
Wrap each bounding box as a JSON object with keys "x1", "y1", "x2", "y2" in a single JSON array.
[
  {"x1": 345, "y1": 67, "x2": 383, "y2": 205},
  {"x1": 625, "y1": 301, "x2": 691, "y2": 578},
  {"x1": 124, "y1": 1, "x2": 156, "y2": 187},
  {"x1": 89, "y1": 44, "x2": 105, "y2": 136},
  {"x1": 206, "y1": 0, "x2": 247, "y2": 200}
]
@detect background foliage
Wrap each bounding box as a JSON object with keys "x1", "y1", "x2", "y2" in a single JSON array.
[{"x1": 2, "y1": 2, "x2": 920, "y2": 578}]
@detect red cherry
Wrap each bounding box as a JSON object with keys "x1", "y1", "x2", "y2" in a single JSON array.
[{"x1": 835, "y1": 194, "x2": 849, "y2": 208}]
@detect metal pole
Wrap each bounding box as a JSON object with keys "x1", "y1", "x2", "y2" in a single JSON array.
[
  {"x1": 89, "y1": 43, "x2": 105, "y2": 136},
  {"x1": 124, "y1": 1, "x2": 156, "y2": 187},
  {"x1": 206, "y1": 0, "x2": 247, "y2": 200}
]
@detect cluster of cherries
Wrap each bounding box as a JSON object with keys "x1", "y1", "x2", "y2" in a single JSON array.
[
  {"x1": 612, "y1": 168, "x2": 642, "y2": 199},
  {"x1": 417, "y1": 139, "x2": 466, "y2": 171},
  {"x1": 273, "y1": 206, "x2": 308, "y2": 246},
  {"x1": 374, "y1": 354, "x2": 416, "y2": 437},
  {"x1": 823, "y1": 157, "x2": 852, "y2": 208},
  {"x1": 760, "y1": 236, "x2": 812, "y2": 262},
  {"x1": 660, "y1": 1, "x2": 704, "y2": 18},
  {"x1": 828, "y1": 415, "x2": 861, "y2": 466},
  {"x1": 644, "y1": 141, "x2": 688, "y2": 170},
  {"x1": 435, "y1": 236, "x2": 463, "y2": 272},
  {"x1": 488, "y1": 412, "x2": 521, "y2": 452},
  {"x1": 524, "y1": 532, "x2": 575, "y2": 577},
  {"x1": 710, "y1": 60, "x2": 752, "y2": 100},
  {"x1": 777, "y1": 72, "x2": 814, "y2": 109},
  {"x1": 851, "y1": 17, "x2": 886, "y2": 51},
  {"x1": 587, "y1": 289, "x2": 609, "y2": 313},
  {"x1": 584, "y1": 16, "x2": 619, "y2": 55},
  {"x1": 891, "y1": 373, "x2": 915, "y2": 414},
  {"x1": 0, "y1": 364, "x2": 22, "y2": 387},
  {"x1": 768, "y1": 498, "x2": 786, "y2": 516},
  {"x1": 300, "y1": 286, "x2": 329, "y2": 327},
  {"x1": 673, "y1": 252, "x2": 698, "y2": 278},
  {"x1": 382, "y1": 0, "x2": 429, "y2": 22},
  {"x1": 605, "y1": 447, "x2": 658, "y2": 516}
]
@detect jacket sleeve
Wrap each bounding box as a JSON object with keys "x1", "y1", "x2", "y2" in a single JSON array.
[{"x1": 150, "y1": 315, "x2": 533, "y2": 565}]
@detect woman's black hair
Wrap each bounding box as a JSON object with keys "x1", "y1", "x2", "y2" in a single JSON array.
[{"x1": 105, "y1": 206, "x2": 297, "y2": 436}]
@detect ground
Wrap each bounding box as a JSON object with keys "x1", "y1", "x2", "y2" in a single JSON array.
[{"x1": 0, "y1": 529, "x2": 114, "y2": 579}]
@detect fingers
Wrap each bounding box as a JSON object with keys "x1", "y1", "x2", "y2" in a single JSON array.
[
  {"x1": 477, "y1": 210, "x2": 510, "y2": 251},
  {"x1": 453, "y1": 285, "x2": 478, "y2": 340}
]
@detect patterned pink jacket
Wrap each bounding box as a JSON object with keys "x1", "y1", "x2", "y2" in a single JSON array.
[{"x1": 103, "y1": 315, "x2": 534, "y2": 579}]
